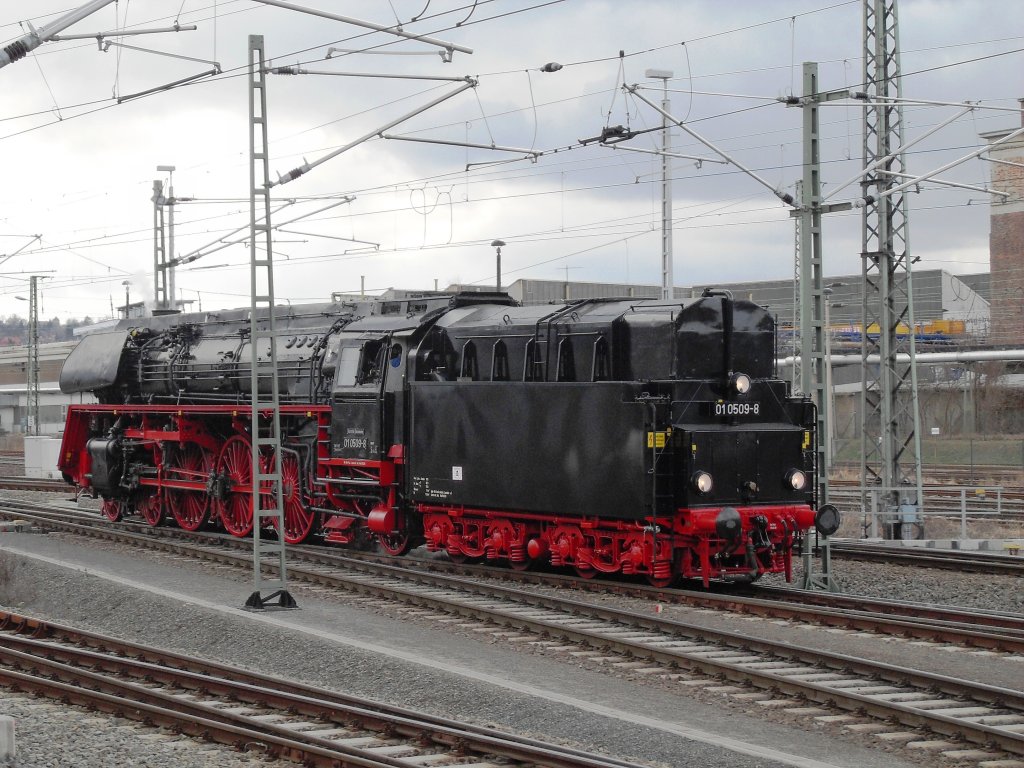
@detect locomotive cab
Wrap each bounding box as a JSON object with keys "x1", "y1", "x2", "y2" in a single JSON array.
[
  {"x1": 330, "y1": 333, "x2": 403, "y2": 460},
  {"x1": 329, "y1": 310, "x2": 441, "y2": 461}
]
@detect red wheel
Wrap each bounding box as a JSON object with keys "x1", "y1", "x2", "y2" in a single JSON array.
[
  {"x1": 646, "y1": 574, "x2": 675, "y2": 588},
  {"x1": 447, "y1": 551, "x2": 484, "y2": 565},
  {"x1": 574, "y1": 565, "x2": 598, "y2": 580},
  {"x1": 509, "y1": 558, "x2": 533, "y2": 571},
  {"x1": 274, "y1": 452, "x2": 315, "y2": 545},
  {"x1": 212, "y1": 435, "x2": 254, "y2": 537},
  {"x1": 167, "y1": 444, "x2": 212, "y2": 531},
  {"x1": 377, "y1": 531, "x2": 412, "y2": 556},
  {"x1": 136, "y1": 492, "x2": 164, "y2": 526},
  {"x1": 101, "y1": 498, "x2": 124, "y2": 522}
]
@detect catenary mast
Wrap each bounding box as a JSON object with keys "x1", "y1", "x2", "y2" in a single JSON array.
[{"x1": 859, "y1": 0, "x2": 924, "y2": 535}]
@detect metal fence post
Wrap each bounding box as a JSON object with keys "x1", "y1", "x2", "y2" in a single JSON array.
[{"x1": 960, "y1": 489, "x2": 967, "y2": 540}]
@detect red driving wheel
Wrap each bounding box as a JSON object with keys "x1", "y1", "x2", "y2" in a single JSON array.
[
  {"x1": 377, "y1": 529, "x2": 412, "y2": 556},
  {"x1": 167, "y1": 443, "x2": 212, "y2": 531},
  {"x1": 136, "y1": 492, "x2": 164, "y2": 527},
  {"x1": 280, "y1": 452, "x2": 315, "y2": 544},
  {"x1": 100, "y1": 498, "x2": 124, "y2": 522},
  {"x1": 212, "y1": 435, "x2": 254, "y2": 537}
]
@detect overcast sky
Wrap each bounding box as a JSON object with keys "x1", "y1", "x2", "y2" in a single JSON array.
[{"x1": 1, "y1": 0, "x2": 1022, "y2": 321}]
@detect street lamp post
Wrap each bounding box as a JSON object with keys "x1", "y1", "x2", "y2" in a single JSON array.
[{"x1": 490, "y1": 239, "x2": 505, "y2": 292}]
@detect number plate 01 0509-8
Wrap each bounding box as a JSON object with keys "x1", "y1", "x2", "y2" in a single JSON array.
[{"x1": 700, "y1": 400, "x2": 762, "y2": 418}]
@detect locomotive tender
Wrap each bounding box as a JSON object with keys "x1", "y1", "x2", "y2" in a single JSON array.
[{"x1": 58, "y1": 290, "x2": 839, "y2": 587}]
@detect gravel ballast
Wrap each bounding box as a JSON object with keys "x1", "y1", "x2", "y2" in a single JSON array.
[{"x1": 0, "y1": 694, "x2": 279, "y2": 768}]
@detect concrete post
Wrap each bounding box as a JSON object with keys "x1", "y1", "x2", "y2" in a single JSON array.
[{"x1": 0, "y1": 715, "x2": 15, "y2": 760}]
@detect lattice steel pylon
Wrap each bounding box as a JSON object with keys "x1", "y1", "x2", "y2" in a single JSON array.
[
  {"x1": 859, "y1": 0, "x2": 924, "y2": 537},
  {"x1": 245, "y1": 34, "x2": 296, "y2": 610}
]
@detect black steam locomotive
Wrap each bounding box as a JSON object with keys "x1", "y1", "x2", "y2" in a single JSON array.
[{"x1": 58, "y1": 291, "x2": 838, "y2": 586}]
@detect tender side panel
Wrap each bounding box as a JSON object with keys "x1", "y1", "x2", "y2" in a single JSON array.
[{"x1": 409, "y1": 382, "x2": 650, "y2": 519}]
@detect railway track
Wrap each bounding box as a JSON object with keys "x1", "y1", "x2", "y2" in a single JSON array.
[
  {"x1": 2, "y1": 499, "x2": 1024, "y2": 763},
  {"x1": 828, "y1": 485, "x2": 1024, "y2": 522},
  {"x1": 832, "y1": 461, "x2": 1024, "y2": 484},
  {"x1": 827, "y1": 540, "x2": 1024, "y2": 573},
  {"x1": 0, "y1": 476, "x2": 68, "y2": 492},
  {"x1": 3, "y1": 499, "x2": 1024, "y2": 651},
  {"x1": 0, "y1": 611, "x2": 636, "y2": 768}
]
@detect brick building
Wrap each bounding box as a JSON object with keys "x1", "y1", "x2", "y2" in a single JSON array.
[{"x1": 981, "y1": 101, "x2": 1024, "y2": 346}]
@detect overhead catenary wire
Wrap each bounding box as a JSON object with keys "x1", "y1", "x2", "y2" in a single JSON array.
[
  {"x1": 14, "y1": 130, "x2": 1016, "y2": 271},
  {"x1": 4, "y1": 0, "x2": 1019, "y2": 319}
]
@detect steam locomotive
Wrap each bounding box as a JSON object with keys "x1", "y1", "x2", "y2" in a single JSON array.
[{"x1": 58, "y1": 291, "x2": 839, "y2": 587}]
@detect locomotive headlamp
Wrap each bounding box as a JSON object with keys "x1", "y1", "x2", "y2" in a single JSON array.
[
  {"x1": 691, "y1": 471, "x2": 714, "y2": 494},
  {"x1": 730, "y1": 372, "x2": 751, "y2": 394},
  {"x1": 785, "y1": 468, "x2": 807, "y2": 491}
]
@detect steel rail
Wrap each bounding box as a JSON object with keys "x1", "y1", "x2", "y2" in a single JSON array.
[
  {"x1": 746, "y1": 584, "x2": 1024, "y2": 633},
  {"x1": 0, "y1": 614, "x2": 638, "y2": 768},
  {"x1": 0, "y1": 616, "x2": 640, "y2": 768},
  {"x1": 0, "y1": 477, "x2": 69, "y2": 492},
  {"x1": 0, "y1": 665, "x2": 406, "y2": 768},
  {"x1": 827, "y1": 542, "x2": 1024, "y2": 574}
]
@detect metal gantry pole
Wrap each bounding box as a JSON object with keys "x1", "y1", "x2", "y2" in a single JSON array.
[
  {"x1": 27, "y1": 276, "x2": 40, "y2": 435},
  {"x1": 245, "y1": 34, "x2": 295, "y2": 610},
  {"x1": 654, "y1": 73, "x2": 674, "y2": 301},
  {"x1": 793, "y1": 63, "x2": 854, "y2": 508},
  {"x1": 791, "y1": 180, "x2": 803, "y2": 395},
  {"x1": 152, "y1": 180, "x2": 168, "y2": 310},
  {"x1": 859, "y1": 0, "x2": 924, "y2": 539},
  {"x1": 798, "y1": 63, "x2": 828, "y2": 509},
  {"x1": 166, "y1": 170, "x2": 177, "y2": 309},
  {"x1": 153, "y1": 167, "x2": 179, "y2": 312},
  {"x1": 791, "y1": 63, "x2": 849, "y2": 592}
]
